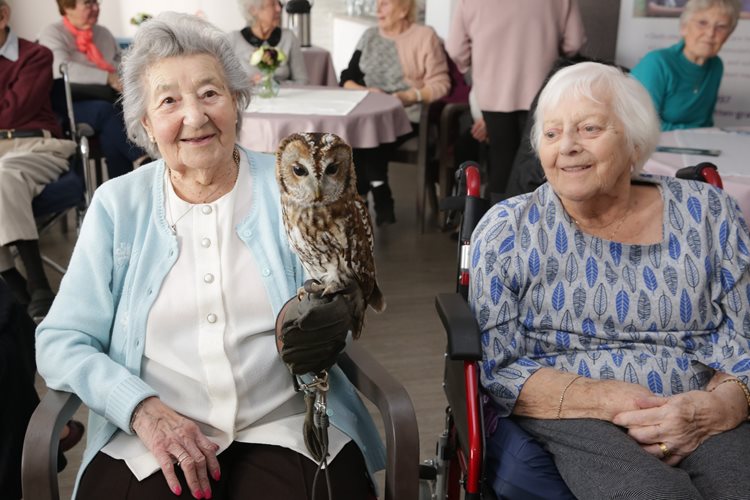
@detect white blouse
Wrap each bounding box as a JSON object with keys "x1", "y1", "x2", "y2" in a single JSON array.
[{"x1": 101, "y1": 157, "x2": 349, "y2": 479}]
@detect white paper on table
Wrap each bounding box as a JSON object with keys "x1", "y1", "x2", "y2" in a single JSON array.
[
  {"x1": 673, "y1": 129, "x2": 750, "y2": 177},
  {"x1": 245, "y1": 88, "x2": 368, "y2": 115}
]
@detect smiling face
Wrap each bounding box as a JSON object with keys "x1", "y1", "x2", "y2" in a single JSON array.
[
  {"x1": 681, "y1": 6, "x2": 734, "y2": 64},
  {"x1": 64, "y1": 0, "x2": 100, "y2": 30},
  {"x1": 141, "y1": 54, "x2": 237, "y2": 174},
  {"x1": 538, "y1": 92, "x2": 635, "y2": 206}
]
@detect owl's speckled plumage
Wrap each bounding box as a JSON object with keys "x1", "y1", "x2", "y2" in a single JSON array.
[{"x1": 276, "y1": 132, "x2": 385, "y2": 338}]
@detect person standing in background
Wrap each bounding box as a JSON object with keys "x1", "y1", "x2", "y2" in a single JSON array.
[{"x1": 447, "y1": 0, "x2": 585, "y2": 200}]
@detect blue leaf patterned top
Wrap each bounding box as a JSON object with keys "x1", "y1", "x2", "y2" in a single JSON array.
[{"x1": 470, "y1": 175, "x2": 750, "y2": 417}]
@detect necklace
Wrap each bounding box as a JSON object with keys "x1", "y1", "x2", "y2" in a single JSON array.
[
  {"x1": 572, "y1": 205, "x2": 631, "y2": 241},
  {"x1": 166, "y1": 147, "x2": 241, "y2": 234}
]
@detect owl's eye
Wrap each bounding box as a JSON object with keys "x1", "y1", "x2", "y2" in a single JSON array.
[
  {"x1": 292, "y1": 164, "x2": 309, "y2": 177},
  {"x1": 324, "y1": 163, "x2": 339, "y2": 175}
]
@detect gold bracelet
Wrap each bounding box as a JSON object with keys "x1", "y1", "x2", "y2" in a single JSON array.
[
  {"x1": 129, "y1": 399, "x2": 147, "y2": 433},
  {"x1": 710, "y1": 378, "x2": 750, "y2": 421},
  {"x1": 556, "y1": 375, "x2": 582, "y2": 420}
]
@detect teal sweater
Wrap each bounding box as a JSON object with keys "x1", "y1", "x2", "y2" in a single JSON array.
[
  {"x1": 631, "y1": 40, "x2": 723, "y2": 131},
  {"x1": 36, "y1": 147, "x2": 385, "y2": 496}
]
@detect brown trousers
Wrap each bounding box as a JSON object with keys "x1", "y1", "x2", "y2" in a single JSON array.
[{"x1": 77, "y1": 441, "x2": 373, "y2": 500}]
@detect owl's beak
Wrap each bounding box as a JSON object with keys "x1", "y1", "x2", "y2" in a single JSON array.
[{"x1": 314, "y1": 185, "x2": 321, "y2": 201}]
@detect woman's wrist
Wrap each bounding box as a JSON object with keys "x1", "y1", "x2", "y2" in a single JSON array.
[
  {"x1": 708, "y1": 378, "x2": 750, "y2": 429},
  {"x1": 130, "y1": 396, "x2": 156, "y2": 434}
]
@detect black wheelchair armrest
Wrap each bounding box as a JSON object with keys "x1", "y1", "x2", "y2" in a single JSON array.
[
  {"x1": 338, "y1": 343, "x2": 420, "y2": 500},
  {"x1": 436, "y1": 293, "x2": 482, "y2": 361},
  {"x1": 22, "y1": 389, "x2": 82, "y2": 500}
]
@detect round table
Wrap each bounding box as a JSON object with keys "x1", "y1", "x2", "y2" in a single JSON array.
[
  {"x1": 239, "y1": 87, "x2": 413, "y2": 153},
  {"x1": 644, "y1": 127, "x2": 750, "y2": 218}
]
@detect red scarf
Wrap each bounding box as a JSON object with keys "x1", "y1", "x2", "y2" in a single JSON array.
[{"x1": 62, "y1": 16, "x2": 115, "y2": 72}]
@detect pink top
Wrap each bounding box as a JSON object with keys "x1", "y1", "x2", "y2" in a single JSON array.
[{"x1": 447, "y1": 0, "x2": 586, "y2": 112}]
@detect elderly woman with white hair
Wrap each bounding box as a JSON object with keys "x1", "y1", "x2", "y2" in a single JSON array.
[
  {"x1": 471, "y1": 61, "x2": 750, "y2": 499},
  {"x1": 36, "y1": 12, "x2": 382, "y2": 500},
  {"x1": 632, "y1": 0, "x2": 742, "y2": 130},
  {"x1": 227, "y1": 0, "x2": 308, "y2": 84}
]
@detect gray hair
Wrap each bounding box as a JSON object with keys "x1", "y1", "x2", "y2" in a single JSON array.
[
  {"x1": 531, "y1": 62, "x2": 661, "y2": 175},
  {"x1": 237, "y1": 0, "x2": 265, "y2": 26},
  {"x1": 120, "y1": 12, "x2": 252, "y2": 158},
  {"x1": 680, "y1": 0, "x2": 742, "y2": 32}
]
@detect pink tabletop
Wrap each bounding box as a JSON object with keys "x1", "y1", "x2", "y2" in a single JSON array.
[
  {"x1": 239, "y1": 88, "x2": 413, "y2": 152},
  {"x1": 644, "y1": 128, "x2": 750, "y2": 219},
  {"x1": 301, "y1": 46, "x2": 338, "y2": 87}
]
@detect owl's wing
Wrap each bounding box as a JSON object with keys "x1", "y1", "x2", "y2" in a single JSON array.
[{"x1": 351, "y1": 196, "x2": 385, "y2": 312}]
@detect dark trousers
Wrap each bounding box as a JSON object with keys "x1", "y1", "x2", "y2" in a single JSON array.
[
  {"x1": 517, "y1": 417, "x2": 750, "y2": 500},
  {"x1": 351, "y1": 127, "x2": 418, "y2": 195},
  {"x1": 78, "y1": 441, "x2": 372, "y2": 500},
  {"x1": 0, "y1": 282, "x2": 39, "y2": 500},
  {"x1": 481, "y1": 110, "x2": 528, "y2": 197},
  {"x1": 73, "y1": 100, "x2": 144, "y2": 180}
]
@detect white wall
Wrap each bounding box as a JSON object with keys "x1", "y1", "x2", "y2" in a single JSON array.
[{"x1": 425, "y1": 0, "x2": 456, "y2": 40}]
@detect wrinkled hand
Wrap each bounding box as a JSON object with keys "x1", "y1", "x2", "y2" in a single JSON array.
[
  {"x1": 276, "y1": 285, "x2": 352, "y2": 375},
  {"x1": 612, "y1": 391, "x2": 721, "y2": 465},
  {"x1": 131, "y1": 397, "x2": 220, "y2": 498}
]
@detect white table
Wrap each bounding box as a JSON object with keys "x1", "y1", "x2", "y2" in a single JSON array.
[
  {"x1": 239, "y1": 87, "x2": 412, "y2": 153},
  {"x1": 644, "y1": 127, "x2": 750, "y2": 218}
]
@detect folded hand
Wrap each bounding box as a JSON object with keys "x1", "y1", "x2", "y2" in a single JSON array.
[
  {"x1": 612, "y1": 391, "x2": 718, "y2": 465},
  {"x1": 132, "y1": 397, "x2": 220, "y2": 498}
]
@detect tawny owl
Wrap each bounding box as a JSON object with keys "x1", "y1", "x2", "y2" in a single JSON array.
[{"x1": 276, "y1": 132, "x2": 385, "y2": 339}]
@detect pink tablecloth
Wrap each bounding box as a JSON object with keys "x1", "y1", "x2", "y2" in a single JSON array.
[
  {"x1": 644, "y1": 128, "x2": 750, "y2": 219},
  {"x1": 239, "y1": 88, "x2": 413, "y2": 152},
  {"x1": 301, "y1": 46, "x2": 338, "y2": 87}
]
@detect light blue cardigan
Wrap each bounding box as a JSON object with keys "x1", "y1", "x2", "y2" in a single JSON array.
[{"x1": 36, "y1": 148, "x2": 385, "y2": 496}]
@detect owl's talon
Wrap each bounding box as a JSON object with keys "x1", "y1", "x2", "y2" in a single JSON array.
[{"x1": 303, "y1": 279, "x2": 326, "y2": 296}]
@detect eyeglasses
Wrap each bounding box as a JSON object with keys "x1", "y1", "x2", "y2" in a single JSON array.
[{"x1": 691, "y1": 18, "x2": 731, "y2": 35}]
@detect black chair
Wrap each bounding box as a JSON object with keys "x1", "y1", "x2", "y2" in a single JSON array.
[{"x1": 22, "y1": 344, "x2": 419, "y2": 500}]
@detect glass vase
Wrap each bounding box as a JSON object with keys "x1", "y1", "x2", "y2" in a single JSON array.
[{"x1": 257, "y1": 70, "x2": 280, "y2": 98}]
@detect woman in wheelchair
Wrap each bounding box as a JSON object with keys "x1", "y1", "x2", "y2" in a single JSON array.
[
  {"x1": 36, "y1": 13, "x2": 383, "y2": 500},
  {"x1": 470, "y1": 62, "x2": 750, "y2": 499}
]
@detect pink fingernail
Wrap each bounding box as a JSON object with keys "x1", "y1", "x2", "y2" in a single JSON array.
[
  {"x1": 204, "y1": 489, "x2": 212, "y2": 499},
  {"x1": 212, "y1": 470, "x2": 221, "y2": 481},
  {"x1": 194, "y1": 490, "x2": 204, "y2": 499},
  {"x1": 173, "y1": 485, "x2": 182, "y2": 496}
]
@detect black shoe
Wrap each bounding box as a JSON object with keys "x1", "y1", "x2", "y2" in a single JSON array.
[
  {"x1": 372, "y1": 184, "x2": 396, "y2": 226},
  {"x1": 375, "y1": 207, "x2": 396, "y2": 226},
  {"x1": 27, "y1": 288, "x2": 55, "y2": 322}
]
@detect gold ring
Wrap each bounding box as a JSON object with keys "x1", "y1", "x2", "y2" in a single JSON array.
[
  {"x1": 176, "y1": 452, "x2": 190, "y2": 466},
  {"x1": 658, "y1": 442, "x2": 671, "y2": 458}
]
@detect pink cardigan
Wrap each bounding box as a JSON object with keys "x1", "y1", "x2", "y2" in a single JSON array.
[{"x1": 447, "y1": 0, "x2": 586, "y2": 113}]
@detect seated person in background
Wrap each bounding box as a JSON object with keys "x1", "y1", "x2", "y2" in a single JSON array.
[
  {"x1": 471, "y1": 61, "x2": 750, "y2": 499},
  {"x1": 228, "y1": 0, "x2": 308, "y2": 85},
  {"x1": 0, "y1": 0, "x2": 76, "y2": 320},
  {"x1": 631, "y1": 0, "x2": 741, "y2": 131},
  {"x1": 340, "y1": 0, "x2": 449, "y2": 225},
  {"x1": 36, "y1": 12, "x2": 383, "y2": 500},
  {"x1": 38, "y1": 0, "x2": 146, "y2": 179}
]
